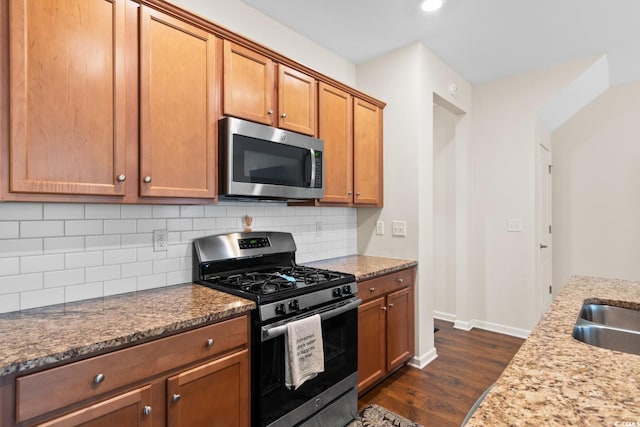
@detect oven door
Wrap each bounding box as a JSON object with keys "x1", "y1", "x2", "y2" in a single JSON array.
[{"x1": 256, "y1": 298, "x2": 360, "y2": 427}]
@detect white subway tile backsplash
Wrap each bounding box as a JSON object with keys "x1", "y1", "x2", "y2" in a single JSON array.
[
  {"x1": 0, "y1": 203, "x2": 42, "y2": 220},
  {"x1": 65, "y1": 282, "x2": 103, "y2": 303},
  {"x1": 44, "y1": 236, "x2": 85, "y2": 254},
  {"x1": 0, "y1": 201, "x2": 357, "y2": 313},
  {"x1": 44, "y1": 269, "x2": 85, "y2": 288},
  {"x1": 0, "y1": 238, "x2": 43, "y2": 258},
  {"x1": 86, "y1": 265, "x2": 121, "y2": 283},
  {"x1": 121, "y1": 205, "x2": 152, "y2": 219},
  {"x1": 104, "y1": 278, "x2": 137, "y2": 296},
  {"x1": 65, "y1": 251, "x2": 103, "y2": 269},
  {"x1": 0, "y1": 258, "x2": 20, "y2": 277},
  {"x1": 122, "y1": 261, "x2": 153, "y2": 278},
  {"x1": 85, "y1": 204, "x2": 121, "y2": 219},
  {"x1": 21, "y1": 287, "x2": 64, "y2": 310},
  {"x1": 104, "y1": 219, "x2": 136, "y2": 235},
  {"x1": 66, "y1": 220, "x2": 103, "y2": 236},
  {"x1": 20, "y1": 254, "x2": 65, "y2": 274},
  {"x1": 0, "y1": 222, "x2": 19, "y2": 239},
  {"x1": 0, "y1": 273, "x2": 43, "y2": 294},
  {"x1": 86, "y1": 235, "x2": 120, "y2": 251}
]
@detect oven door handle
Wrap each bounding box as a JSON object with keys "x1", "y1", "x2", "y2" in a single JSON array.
[{"x1": 261, "y1": 298, "x2": 361, "y2": 342}]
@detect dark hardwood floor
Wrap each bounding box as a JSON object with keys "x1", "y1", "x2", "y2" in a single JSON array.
[{"x1": 357, "y1": 318, "x2": 524, "y2": 426}]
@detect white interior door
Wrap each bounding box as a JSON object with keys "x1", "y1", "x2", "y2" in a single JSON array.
[{"x1": 537, "y1": 143, "x2": 553, "y2": 313}]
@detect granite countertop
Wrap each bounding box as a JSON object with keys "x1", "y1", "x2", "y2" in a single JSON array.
[
  {"x1": 0, "y1": 284, "x2": 255, "y2": 377},
  {"x1": 467, "y1": 275, "x2": 640, "y2": 426},
  {"x1": 304, "y1": 255, "x2": 417, "y2": 282}
]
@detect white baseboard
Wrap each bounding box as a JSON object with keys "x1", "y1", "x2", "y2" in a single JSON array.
[
  {"x1": 432, "y1": 311, "x2": 531, "y2": 339},
  {"x1": 408, "y1": 348, "x2": 437, "y2": 369}
]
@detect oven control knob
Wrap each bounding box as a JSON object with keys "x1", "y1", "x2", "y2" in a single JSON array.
[
  {"x1": 342, "y1": 285, "x2": 352, "y2": 295},
  {"x1": 275, "y1": 303, "x2": 286, "y2": 315},
  {"x1": 332, "y1": 288, "x2": 342, "y2": 298},
  {"x1": 289, "y1": 299, "x2": 300, "y2": 311}
]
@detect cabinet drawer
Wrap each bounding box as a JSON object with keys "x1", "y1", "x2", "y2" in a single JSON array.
[
  {"x1": 15, "y1": 315, "x2": 248, "y2": 423},
  {"x1": 357, "y1": 269, "x2": 413, "y2": 302}
]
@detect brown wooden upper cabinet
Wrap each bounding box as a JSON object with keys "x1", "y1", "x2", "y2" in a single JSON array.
[
  {"x1": 139, "y1": 6, "x2": 218, "y2": 198},
  {"x1": 8, "y1": 0, "x2": 128, "y2": 196},
  {"x1": 223, "y1": 40, "x2": 317, "y2": 136},
  {"x1": 353, "y1": 98, "x2": 383, "y2": 206},
  {"x1": 319, "y1": 85, "x2": 383, "y2": 207}
]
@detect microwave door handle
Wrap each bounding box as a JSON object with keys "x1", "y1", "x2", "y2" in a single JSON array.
[
  {"x1": 309, "y1": 149, "x2": 316, "y2": 187},
  {"x1": 260, "y1": 298, "x2": 361, "y2": 342}
]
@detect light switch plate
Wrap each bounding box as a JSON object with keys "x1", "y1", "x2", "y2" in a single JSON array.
[
  {"x1": 392, "y1": 220, "x2": 407, "y2": 237},
  {"x1": 507, "y1": 218, "x2": 523, "y2": 232},
  {"x1": 376, "y1": 220, "x2": 384, "y2": 236}
]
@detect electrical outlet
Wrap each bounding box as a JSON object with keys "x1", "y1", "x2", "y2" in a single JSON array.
[
  {"x1": 391, "y1": 220, "x2": 407, "y2": 237},
  {"x1": 507, "y1": 218, "x2": 523, "y2": 232},
  {"x1": 153, "y1": 229, "x2": 168, "y2": 251},
  {"x1": 376, "y1": 220, "x2": 384, "y2": 236}
]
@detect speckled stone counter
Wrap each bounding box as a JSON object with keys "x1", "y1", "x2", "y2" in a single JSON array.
[
  {"x1": 467, "y1": 275, "x2": 640, "y2": 426},
  {"x1": 0, "y1": 284, "x2": 255, "y2": 377},
  {"x1": 304, "y1": 255, "x2": 417, "y2": 282}
]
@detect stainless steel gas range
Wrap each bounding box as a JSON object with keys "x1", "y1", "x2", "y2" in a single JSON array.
[{"x1": 193, "y1": 231, "x2": 360, "y2": 427}]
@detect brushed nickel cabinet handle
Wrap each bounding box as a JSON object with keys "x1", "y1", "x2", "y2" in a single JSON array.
[
  {"x1": 281, "y1": 113, "x2": 287, "y2": 118},
  {"x1": 381, "y1": 306, "x2": 387, "y2": 311},
  {"x1": 267, "y1": 109, "x2": 274, "y2": 115},
  {"x1": 206, "y1": 338, "x2": 215, "y2": 347},
  {"x1": 397, "y1": 278, "x2": 404, "y2": 283},
  {"x1": 143, "y1": 176, "x2": 152, "y2": 183},
  {"x1": 117, "y1": 174, "x2": 126, "y2": 182},
  {"x1": 143, "y1": 406, "x2": 152, "y2": 416},
  {"x1": 389, "y1": 303, "x2": 394, "y2": 308},
  {"x1": 172, "y1": 394, "x2": 181, "y2": 403},
  {"x1": 94, "y1": 373, "x2": 105, "y2": 384},
  {"x1": 369, "y1": 287, "x2": 376, "y2": 292},
  {"x1": 356, "y1": 192, "x2": 361, "y2": 196}
]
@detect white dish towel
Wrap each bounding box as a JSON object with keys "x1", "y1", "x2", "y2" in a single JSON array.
[{"x1": 284, "y1": 314, "x2": 325, "y2": 390}]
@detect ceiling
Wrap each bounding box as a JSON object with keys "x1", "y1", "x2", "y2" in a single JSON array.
[{"x1": 238, "y1": 0, "x2": 640, "y2": 84}]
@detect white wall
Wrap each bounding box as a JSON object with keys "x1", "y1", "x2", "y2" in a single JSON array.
[
  {"x1": 356, "y1": 42, "x2": 472, "y2": 366},
  {"x1": 170, "y1": 0, "x2": 356, "y2": 86},
  {"x1": 0, "y1": 202, "x2": 356, "y2": 313},
  {"x1": 469, "y1": 58, "x2": 597, "y2": 333},
  {"x1": 552, "y1": 81, "x2": 640, "y2": 288}
]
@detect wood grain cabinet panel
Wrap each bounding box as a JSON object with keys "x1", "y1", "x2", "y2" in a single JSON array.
[
  {"x1": 277, "y1": 65, "x2": 316, "y2": 136},
  {"x1": 139, "y1": 7, "x2": 218, "y2": 198},
  {"x1": 357, "y1": 267, "x2": 415, "y2": 394},
  {"x1": 223, "y1": 41, "x2": 274, "y2": 126},
  {"x1": 167, "y1": 349, "x2": 250, "y2": 427},
  {"x1": 353, "y1": 98, "x2": 383, "y2": 206},
  {"x1": 8, "y1": 0, "x2": 127, "y2": 196},
  {"x1": 318, "y1": 82, "x2": 353, "y2": 204}
]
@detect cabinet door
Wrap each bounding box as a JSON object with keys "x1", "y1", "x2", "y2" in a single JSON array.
[
  {"x1": 8, "y1": 0, "x2": 127, "y2": 196},
  {"x1": 167, "y1": 349, "x2": 250, "y2": 427},
  {"x1": 386, "y1": 286, "x2": 414, "y2": 372},
  {"x1": 139, "y1": 7, "x2": 217, "y2": 198},
  {"x1": 318, "y1": 82, "x2": 353, "y2": 204},
  {"x1": 353, "y1": 97, "x2": 383, "y2": 206},
  {"x1": 223, "y1": 41, "x2": 274, "y2": 126},
  {"x1": 278, "y1": 65, "x2": 316, "y2": 135},
  {"x1": 357, "y1": 296, "x2": 386, "y2": 393},
  {"x1": 39, "y1": 385, "x2": 153, "y2": 427}
]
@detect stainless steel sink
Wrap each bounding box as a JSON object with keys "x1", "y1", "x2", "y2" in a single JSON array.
[
  {"x1": 572, "y1": 302, "x2": 640, "y2": 355},
  {"x1": 579, "y1": 303, "x2": 640, "y2": 332}
]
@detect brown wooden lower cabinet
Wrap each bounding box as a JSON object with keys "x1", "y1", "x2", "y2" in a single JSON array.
[
  {"x1": 2, "y1": 315, "x2": 250, "y2": 427},
  {"x1": 357, "y1": 267, "x2": 416, "y2": 395}
]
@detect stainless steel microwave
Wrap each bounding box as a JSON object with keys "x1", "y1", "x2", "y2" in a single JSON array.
[{"x1": 218, "y1": 117, "x2": 324, "y2": 200}]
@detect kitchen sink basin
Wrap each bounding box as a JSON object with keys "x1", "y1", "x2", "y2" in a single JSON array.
[
  {"x1": 579, "y1": 303, "x2": 640, "y2": 332},
  {"x1": 572, "y1": 302, "x2": 640, "y2": 355}
]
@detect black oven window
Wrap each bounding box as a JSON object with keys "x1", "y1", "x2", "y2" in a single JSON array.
[{"x1": 233, "y1": 134, "x2": 311, "y2": 187}]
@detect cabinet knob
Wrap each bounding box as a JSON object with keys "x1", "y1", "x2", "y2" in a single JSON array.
[
  {"x1": 172, "y1": 394, "x2": 181, "y2": 403},
  {"x1": 267, "y1": 109, "x2": 274, "y2": 115},
  {"x1": 356, "y1": 192, "x2": 361, "y2": 196},
  {"x1": 93, "y1": 373, "x2": 105, "y2": 385},
  {"x1": 369, "y1": 287, "x2": 376, "y2": 293},
  {"x1": 281, "y1": 113, "x2": 287, "y2": 119},
  {"x1": 389, "y1": 303, "x2": 394, "y2": 308},
  {"x1": 116, "y1": 174, "x2": 126, "y2": 182},
  {"x1": 143, "y1": 406, "x2": 152, "y2": 416},
  {"x1": 143, "y1": 176, "x2": 152, "y2": 183},
  {"x1": 381, "y1": 306, "x2": 387, "y2": 311},
  {"x1": 397, "y1": 278, "x2": 404, "y2": 283},
  {"x1": 206, "y1": 338, "x2": 215, "y2": 347},
  {"x1": 348, "y1": 192, "x2": 352, "y2": 196}
]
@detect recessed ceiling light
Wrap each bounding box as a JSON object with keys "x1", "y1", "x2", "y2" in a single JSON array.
[{"x1": 421, "y1": 0, "x2": 443, "y2": 12}]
